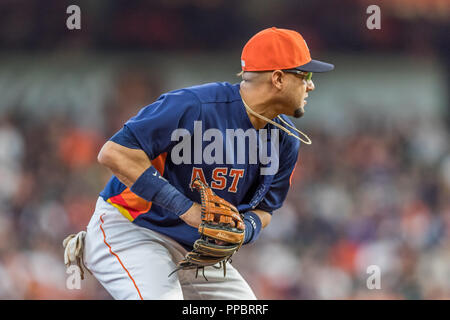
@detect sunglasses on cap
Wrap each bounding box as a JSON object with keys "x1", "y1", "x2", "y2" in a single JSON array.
[{"x1": 282, "y1": 69, "x2": 313, "y2": 81}]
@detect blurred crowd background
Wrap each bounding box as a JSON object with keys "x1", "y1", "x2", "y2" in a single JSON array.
[{"x1": 0, "y1": 0, "x2": 449, "y2": 299}]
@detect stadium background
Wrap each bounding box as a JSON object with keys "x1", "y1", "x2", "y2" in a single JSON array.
[{"x1": 0, "y1": 0, "x2": 449, "y2": 299}]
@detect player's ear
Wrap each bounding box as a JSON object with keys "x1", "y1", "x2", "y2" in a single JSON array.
[{"x1": 271, "y1": 70, "x2": 284, "y2": 90}]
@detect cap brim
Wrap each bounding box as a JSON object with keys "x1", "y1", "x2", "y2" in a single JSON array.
[{"x1": 295, "y1": 59, "x2": 334, "y2": 73}]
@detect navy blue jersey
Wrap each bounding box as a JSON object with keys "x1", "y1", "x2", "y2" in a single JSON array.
[{"x1": 100, "y1": 82, "x2": 300, "y2": 250}]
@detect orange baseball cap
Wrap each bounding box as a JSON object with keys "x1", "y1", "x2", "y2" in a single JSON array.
[{"x1": 241, "y1": 27, "x2": 334, "y2": 73}]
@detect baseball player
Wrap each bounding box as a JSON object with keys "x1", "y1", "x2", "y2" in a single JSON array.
[{"x1": 63, "y1": 27, "x2": 334, "y2": 300}]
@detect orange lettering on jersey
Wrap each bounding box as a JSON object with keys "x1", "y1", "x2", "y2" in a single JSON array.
[
  {"x1": 211, "y1": 168, "x2": 228, "y2": 190},
  {"x1": 190, "y1": 167, "x2": 207, "y2": 188},
  {"x1": 228, "y1": 169, "x2": 245, "y2": 193}
]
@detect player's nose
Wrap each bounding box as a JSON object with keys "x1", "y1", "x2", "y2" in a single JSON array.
[{"x1": 306, "y1": 80, "x2": 315, "y2": 92}]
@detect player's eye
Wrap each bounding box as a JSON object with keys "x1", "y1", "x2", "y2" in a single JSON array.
[
  {"x1": 282, "y1": 69, "x2": 312, "y2": 81},
  {"x1": 299, "y1": 72, "x2": 312, "y2": 81}
]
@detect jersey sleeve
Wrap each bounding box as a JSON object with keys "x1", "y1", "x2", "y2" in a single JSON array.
[
  {"x1": 256, "y1": 134, "x2": 300, "y2": 213},
  {"x1": 109, "y1": 125, "x2": 142, "y2": 149},
  {"x1": 118, "y1": 89, "x2": 202, "y2": 160}
]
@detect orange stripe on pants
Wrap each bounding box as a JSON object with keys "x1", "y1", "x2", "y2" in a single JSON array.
[{"x1": 99, "y1": 214, "x2": 143, "y2": 300}]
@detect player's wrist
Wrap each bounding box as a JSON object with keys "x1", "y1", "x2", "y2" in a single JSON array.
[
  {"x1": 155, "y1": 183, "x2": 193, "y2": 216},
  {"x1": 243, "y1": 211, "x2": 262, "y2": 245},
  {"x1": 179, "y1": 202, "x2": 202, "y2": 228},
  {"x1": 130, "y1": 166, "x2": 193, "y2": 216}
]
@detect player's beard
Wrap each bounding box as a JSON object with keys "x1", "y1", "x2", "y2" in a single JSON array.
[{"x1": 293, "y1": 106, "x2": 305, "y2": 118}]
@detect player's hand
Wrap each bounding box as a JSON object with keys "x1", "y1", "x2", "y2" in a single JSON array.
[
  {"x1": 179, "y1": 202, "x2": 202, "y2": 228},
  {"x1": 179, "y1": 203, "x2": 233, "y2": 244}
]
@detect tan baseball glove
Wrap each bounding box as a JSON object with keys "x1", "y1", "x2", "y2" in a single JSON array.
[{"x1": 169, "y1": 178, "x2": 245, "y2": 280}]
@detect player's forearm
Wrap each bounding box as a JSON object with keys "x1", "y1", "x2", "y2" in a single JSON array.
[
  {"x1": 250, "y1": 209, "x2": 271, "y2": 228},
  {"x1": 98, "y1": 141, "x2": 193, "y2": 217},
  {"x1": 97, "y1": 141, "x2": 151, "y2": 187}
]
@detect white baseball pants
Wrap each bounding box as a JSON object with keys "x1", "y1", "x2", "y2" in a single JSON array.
[{"x1": 83, "y1": 197, "x2": 257, "y2": 300}]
